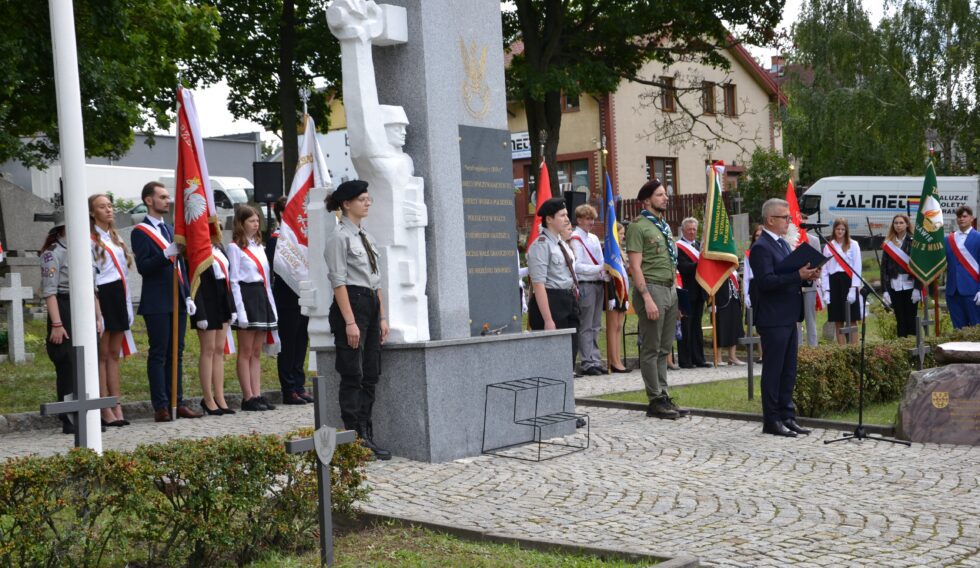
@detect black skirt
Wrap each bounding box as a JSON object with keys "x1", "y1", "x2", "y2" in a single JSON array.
[
  {"x1": 238, "y1": 281, "x2": 277, "y2": 330},
  {"x1": 606, "y1": 280, "x2": 628, "y2": 311},
  {"x1": 828, "y1": 271, "x2": 861, "y2": 322},
  {"x1": 194, "y1": 270, "x2": 233, "y2": 330},
  {"x1": 97, "y1": 279, "x2": 130, "y2": 332}
]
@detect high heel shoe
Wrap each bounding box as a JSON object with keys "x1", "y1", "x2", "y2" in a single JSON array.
[
  {"x1": 201, "y1": 402, "x2": 224, "y2": 416},
  {"x1": 218, "y1": 406, "x2": 236, "y2": 415}
]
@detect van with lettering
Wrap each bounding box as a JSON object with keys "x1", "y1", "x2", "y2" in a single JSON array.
[{"x1": 799, "y1": 176, "x2": 979, "y2": 245}]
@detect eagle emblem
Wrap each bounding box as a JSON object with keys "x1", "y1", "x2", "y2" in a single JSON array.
[
  {"x1": 920, "y1": 195, "x2": 944, "y2": 232},
  {"x1": 931, "y1": 391, "x2": 949, "y2": 409},
  {"x1": 459, "y1": 38, "x2": 490, "y2": 119},
  {"x1": 183, "y1": 177, "x2": 207, "y2": 225}
]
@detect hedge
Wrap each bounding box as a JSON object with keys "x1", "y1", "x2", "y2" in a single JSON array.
[
  {"x1": 0, "y1": 431, "x2": 372, "y2": 567},
  {"x1": 794, "y1": 325, "x2": 980, "y2": 418}
]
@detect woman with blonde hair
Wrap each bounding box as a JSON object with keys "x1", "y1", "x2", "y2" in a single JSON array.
[
  {"x1": 821, "y1": 218, "x2": 862, "y2": 344},
  {"x1": 89, "y1": 194, "x2": 134, "y2": 427},
  {"x1": 228, "y1": 205, "x2": 278, "y2": 411}
]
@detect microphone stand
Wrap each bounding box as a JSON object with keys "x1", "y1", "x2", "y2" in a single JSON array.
[{"x1": 808, "y1": 227, "x2": 910, "y2": 446}]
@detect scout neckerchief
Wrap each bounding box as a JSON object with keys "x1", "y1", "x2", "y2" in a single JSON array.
[
  {"x1": 92, "y1": 230, "x2": 137, "y2": 357},
  {"x1": 240, "y1": 242, "x2": 281, "y2": 351},
  {"x1": 948, "y1": 231, "x2": 980, "y2": 282},
  {"x1": 212, "y1": 247, "x2": 236, "y2": 355},
  {"x1": 133, "y1": 220, "x2": 186, "y2": 286},
  {"x1": 556, "y1": 237, "x2": 580, "y2": 299},
  {"x1": 824, "y1": 241, "x2": 854, "y2": 279},
  {"x1": 639, "y1": 209, "x2": 677, "y2": 266}
]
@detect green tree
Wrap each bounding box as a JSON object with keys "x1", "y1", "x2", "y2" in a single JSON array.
[
  {"x1": 740, "y1": 148, "x2": 790, "y2": 222},
  {"x1": 187, "y1": 0, "x2": 340, "y2": 188},
  {"x1": 0, "y1": 1, "x2": 219, "y2": 168},
  {"x1": 503, "y1": 0, "x2": 784, "y2": 195},
  {"x1": 782, "y1": 0, "x2": 930, "y2": 183}
]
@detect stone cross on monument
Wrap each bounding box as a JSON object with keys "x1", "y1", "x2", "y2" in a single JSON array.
[{"x1": 0, "y1": 273, "x2": 33, "y2": 363}]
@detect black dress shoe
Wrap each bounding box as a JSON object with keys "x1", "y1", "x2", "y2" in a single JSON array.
[
  {"x1": 298, "y1": 391, "x2": 314, "y2": 403},
  {"x1": 696, "y1": 362, "x2": 712, "y2": 368},
  {"x1": 783, "y1": 419, "x2": 812, "y2": 435},
  {"x1": 762, "y1": 421, "x2": 798, "y2": 437},
  {"x1": 679, "y1": 364, "x2": 696, "y2": 369},
  {"x1": 283, "y1": 392, "x2": 308, "y2": 405},
  {"x1": 201, "y1": 402, "x2": 224, "y2": 416},
  {"x1": 609, "y1": 366, "x2": 631, "y2": 373}
]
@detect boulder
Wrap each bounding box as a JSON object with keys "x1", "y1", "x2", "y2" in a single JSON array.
[
  {"x1": 896, "y1": 364, "x2": 980, "y2": 445},
  {"x1": 934, "y1": 342, "x2": 980, "y2": 365}
]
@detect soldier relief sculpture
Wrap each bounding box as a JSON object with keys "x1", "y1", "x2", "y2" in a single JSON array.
[{"x1": 316, "y1": 0, "x2": 429, "y2": 343}]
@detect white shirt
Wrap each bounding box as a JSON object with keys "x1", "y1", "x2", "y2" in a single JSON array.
[
  {"x1": 144, "y1": 214, "x2": 171, "y2": 242},
  {"x1": 821, "y1": 239, "x2": 862, "y2": 292},
  {"x1": 92, "y1": 226, "x2": 128, "y2": 286},
  {"x1": 228, "y1": 240, "x2": 267, "y2": 285},
  {"x1": 888, "y1": 237, "x2": 914, "y2": 292},
  {"x1": 211, "y1": 245, "x2": 229, "y2": 281},
  {"x1": 569, "y1": 226, "x2": 606, "y2": 281},
  {"x1": 953, "y1": 227, "x2": 976, "y2": 250}
]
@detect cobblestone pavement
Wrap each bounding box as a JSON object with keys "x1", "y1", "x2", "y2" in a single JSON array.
[
  {"x1": 3, "y1": 395, "x2": 978, "y2": 567},
  {"x1": 575, "y1": 362, "x2": 754, "y2": 398}
]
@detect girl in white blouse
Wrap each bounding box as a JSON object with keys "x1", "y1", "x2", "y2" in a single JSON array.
[
  {"x1": 228, "y1": 206, "x2": 278, "y2": 412},
  {"x1": 89, "y1": 194, "x2": 134, "y2": 427},
  {"x1": 820, "y1": 218, "x2": 862, "y2": 344}
]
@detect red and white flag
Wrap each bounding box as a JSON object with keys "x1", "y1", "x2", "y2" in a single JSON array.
[
  {"x1": 526, "y1": 159, "x2": 552, "y2": 250},
  {"x1": 274, "y1": 114, "x2": 330, "y2": 294},
  {"x1": 173, "y1": 86, "x2": 219, "y2": 299},
  {"x1": 786, "y1": 179, "x2": 805, "y2": 248}
]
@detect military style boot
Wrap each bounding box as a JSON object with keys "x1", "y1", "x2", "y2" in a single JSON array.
[
  {"x1": 662, "y1": 391, "x2": 690, "y2": 417},
  {"x1": 358, "y1": 420, "x2": 392, "y2": 461},
  {"x1": 646, "y1": 395, "x2": 680, "y2": 420}
]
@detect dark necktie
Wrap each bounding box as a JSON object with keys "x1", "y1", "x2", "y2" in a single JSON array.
[
  {"x1": 558, "y1": 241, "x2": 580, "y2": 298},
  {"x1": 161, "y1": 222, "x2": 173, "y2": 242},
  {"x1": 360, "y1": 232, "x2": 378, "y2": 274},
  {"x1": 778, "y1": 237, "x2": 790, "y2": 257}
]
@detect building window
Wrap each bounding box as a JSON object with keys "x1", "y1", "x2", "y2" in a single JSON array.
[
  {"x1": 646, "y1": 157, "x2": 678, "y2": 196},
  {"x1": 562, "y1": 91, "x2": 580, "y2": 112},
  {"x1": 660, "y1": 77, "x2": 676, "y2": 112},
  {"x1": 723, "y1": 84, "x2": 737, "y2": 116},
  {"x1": 701, "y1": 81, "x2": 716, "y2": 115}
]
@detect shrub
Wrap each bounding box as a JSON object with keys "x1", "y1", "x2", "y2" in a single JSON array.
[{"x1": 0, "y1": 432, "x2": 372, "y2": 567}]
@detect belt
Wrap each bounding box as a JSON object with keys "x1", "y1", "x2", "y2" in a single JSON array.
[
  {"x1": 580, "y1": 280, "x2": 604, "y2": 284},
  {"x1": 647, "y1": 279, "x2": 675, "y2": 288},
  {"x1": 544, "y1": 288, "x2": 576, "y2": 295}
]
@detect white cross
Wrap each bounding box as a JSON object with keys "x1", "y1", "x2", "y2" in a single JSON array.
[{"x1": 0, "y1": 272, "x2": 33, "y2": 363}]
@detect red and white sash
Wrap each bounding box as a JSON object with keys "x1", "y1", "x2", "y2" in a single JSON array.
[
  {"x1": 676, "y1": 240, "x2": 699, "y2": 262},
  {"x1": 824, "y1": 242, "x2": 854, "y2": 279},
  {"x1": 882, "y1": 240, "x2": 912, "y2": 275},
  {"x1": 133, "y1": 222, "x2": 186, "y2": 286},
  {"x1": 569, "y1": 235, "x2": 600, "y2": 265},
  {"x1": 212, "y1": 250, "x2": 236, "y2": 355},
  {"x1": 94, "y1": 234, "x2": 138, "y2": 357},
  {"x1": 948, "y1": 233, "x2": 980, "y2": 282},
  {"x1": 241, "y1": 244, "x2": 281, "y2": 353}
]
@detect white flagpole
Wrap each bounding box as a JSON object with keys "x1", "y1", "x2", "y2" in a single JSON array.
[{"x1": 48, "y1": 0, "x2": 102, "y2": 453}]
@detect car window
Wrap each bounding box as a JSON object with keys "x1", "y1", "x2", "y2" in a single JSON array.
[
  {"x1": 214, "y1": 191, "x2": 233, "y2": 209},
  {"x1": 130, "y1": 204, "x2": 147, "y2": 214}
]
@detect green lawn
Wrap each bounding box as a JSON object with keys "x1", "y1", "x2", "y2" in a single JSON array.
[
  {"x1": 0, "y1": 317, "x2": 286, "y2": 414},
  {"x1": 595, "y1": 378, "x2": 900, "y2": 427},
  {"x1": 250, "y1": 520, "x2": 655, "y2": 567}
]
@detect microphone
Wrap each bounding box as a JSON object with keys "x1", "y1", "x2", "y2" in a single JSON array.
[{"x1": 800, "y1": 222, "x2": 829, "y2": 229}]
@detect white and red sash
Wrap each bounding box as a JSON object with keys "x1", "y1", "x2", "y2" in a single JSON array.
[
  {"x1": 824, "y1": 242, "x2": 854, "y2": 279},
  {"x1": 241, "y1": 245, "x2": 281, "y2": 352},
  {"x1": 569, "y1": 235, "x2": 600, "y2": 265},
  {"x1": 94, "y1": 234, "x2": 138, "y2": 357},
  {"x1": 882, "y1": 240, "x2": 912, "y2": 275},
  {"x1": 133, "y1": 222, "x2": 186, "y2": 286},
  {"x1": 676, "y1": 240, "x2": 699, "y2": 262},
  {"x1": 212, "y1": 250, "x2": 236, "y2": 355},
  {"x1": 948, "y1": 233, "x2": 980, "y2": 282}
]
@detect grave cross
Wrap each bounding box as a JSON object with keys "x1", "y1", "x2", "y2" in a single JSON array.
[
  {"x1": 40, "y1": 346, "x2": 116, "y2": 448},
  {"x1": 0, "y1": 273, "x2": 33, "y2": 363},
  {"x1": 284, "y1": 376, "x2": 356, "y2": 568},
  {"x1": 738, "y1": 306, "x2": 761, "y2": 400},
  {"x1": 840, "y1": 301, "x2": 858, "y2": 344},
  {"x1": 909, "y1": 313, "x2": 933, "y2": 370}
]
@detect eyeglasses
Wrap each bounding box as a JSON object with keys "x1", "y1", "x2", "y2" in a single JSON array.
[{"x1": 770, "y1": 214, "x2": 791, "y2": 220}]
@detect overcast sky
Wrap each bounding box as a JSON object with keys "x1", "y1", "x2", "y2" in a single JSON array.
[{"x1": 190, "y1": 0, "x2": 888, "y2": 140}]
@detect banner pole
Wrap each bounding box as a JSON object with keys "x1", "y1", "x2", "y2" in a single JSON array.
[
  {"x1": 933, "y1": 284, "x2": 941, "y2": 337},
  {"x1": 710, "y1": 293, "x2": 719, "y2": 366},
  {"x1": 171, "y1": 266, "x2": 178, "y2": 419}
]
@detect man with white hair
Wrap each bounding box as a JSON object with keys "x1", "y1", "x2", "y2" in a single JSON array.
[{"x1": 675, "y1": 217, "x2": 709, "y2": 368}]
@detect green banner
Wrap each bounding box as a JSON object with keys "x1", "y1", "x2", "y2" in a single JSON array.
[
  {"x1": 696, "y1": 166, "x2": 739, "y2": 296},
  {"x1": 909, "y1": 160, "x2": 947, "y2": 286}
]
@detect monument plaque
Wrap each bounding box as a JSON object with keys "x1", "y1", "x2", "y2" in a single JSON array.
[
  {"x1": 897, "y1": 364, "x2": 980, "y2": 445},
  {"x1": 459, "y1": 125, "x2": 520, "y2": 335}
]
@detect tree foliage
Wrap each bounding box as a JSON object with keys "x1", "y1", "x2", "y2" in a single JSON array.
[
  {"x1": 187, "y1": 0, "x2": 340, "y2": 187},
  {"x1": 740, "y1": 148, "x2": 791, "y2": 222},
  {"x1": 503, "y1": 0, "x2": 784, "y2": 194},
  {"x1": 0, "y1": 0, "x2": 219, "y2": 168}
]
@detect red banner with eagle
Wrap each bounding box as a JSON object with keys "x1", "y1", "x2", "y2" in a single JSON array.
[{"x1": 173, "y1": 86, "x2": 219, "y2": 299}]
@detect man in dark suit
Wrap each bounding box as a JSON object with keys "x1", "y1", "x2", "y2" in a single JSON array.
[
  {"x1": 675, "y1": 217, "x2": 709, "y2": 368},
  {"x1": 749, "y1": 198, "x2": 821, "y2": 437},
  {"x1": 131, "y1": 181, "x2": 202, "y2": 422}
]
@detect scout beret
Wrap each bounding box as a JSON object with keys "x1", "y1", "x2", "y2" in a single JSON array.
[{"x1": 536, "y1": 197, "x2": 567, "y2": 219}]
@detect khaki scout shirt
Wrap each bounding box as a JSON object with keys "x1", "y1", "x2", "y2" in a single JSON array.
[
  {"x1": 325, "y1": 216, "x2": 381, "y2": 290},
  {"x1": 527, "y1": 228, "x2": 576, "y2": 290},
  {"x1": 41, "y1": 238, "x2": 98, "y2": 297},
  {"x1": 625, "y1": 215, "x2": 676, "y2": 283}
]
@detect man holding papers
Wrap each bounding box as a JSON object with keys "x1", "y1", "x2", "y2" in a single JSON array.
[{"x1": 748, "y1": 199, "x2": 822, "y2": 438}]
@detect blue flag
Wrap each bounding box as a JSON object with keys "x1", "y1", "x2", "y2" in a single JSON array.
[{"x1": 603, "y1": 173, "x2": 629, "y2": 305}]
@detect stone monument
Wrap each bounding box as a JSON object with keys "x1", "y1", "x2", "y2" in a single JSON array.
[
  {"x1": 302, "y1": 0, "x2": 574, "y2": 463},
  {"x1": 897, "y1": 362, "x2": 980, "y2": 445},
  {"x1": 0, "y1": 272, "x2": 33, "y2": 363}
]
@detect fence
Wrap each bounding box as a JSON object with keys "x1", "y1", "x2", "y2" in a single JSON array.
[{"x1": 616, "y1": 191, "x2": 740, "y2": 231}]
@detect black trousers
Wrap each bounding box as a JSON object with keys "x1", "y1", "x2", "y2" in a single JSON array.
[
  {"x1": 143, "y1": 311, "x2": 186, "y2": 411},
  {"x1": 273, "y1": 279, "x2": 309, "y2": 395},
  {"x1": 528, "y1": 288, "x2": 581, "y2": 366},
  {"x1": 46, "y1": 294, "x2": 74, "y2": 425},
  {"x1": 758, "y1": 324, "x2": 798, "y2": 422},
  {"x1": 891, "y1": 289, "x2": 917, "y2": 338},
  {"x1": 329, "y1": 286, "x2": 381, "y2": 429},
  {"x1": 678, "y1": 296, "x2": 706, "y2": 366}
]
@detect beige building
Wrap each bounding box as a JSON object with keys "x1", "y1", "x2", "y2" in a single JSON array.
[{"x1": 508, "y1": 43, "x2": 785, "y2": 233}]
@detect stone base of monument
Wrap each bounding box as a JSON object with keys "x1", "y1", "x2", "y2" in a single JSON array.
[
  {"x1": 896, "y1": 363, "x2": 980, "y2": 445},
  {"x1": 314, "y1": 330, "x2": 576, "y2": 463},
  {"x1": 934, "y1": 342, "x2": 980, "y2": 365}
]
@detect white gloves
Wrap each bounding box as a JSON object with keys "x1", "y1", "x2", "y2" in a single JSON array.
[
  {"x1": 974, "y1": 291, "x2": 980, "y2": 306},
  {"x1": 847, "y1": 288, "x2": 857, "y2": 304},
  {"x1": 163, "y1": 241, "x2": 179, "y2": 258},
  {"x1": 882, "y1": 292, "x2": 892, "y2": 307},
  {"x1": 184, "y1": 297, "x2": 197, "y2": 316},
  {"x1": 235, "y1": 310, "x2": 248, "y2": 327},
  {"x1": 230, "y1": 313, "x2": 238, "y2": 327},
  {"x1": 196, "y1": 319, "x2": 208, "y2": 330},
  {"x1": 911, "y1": 289, "x2": 921, "y2": 303},
  {"x1": 744, "y1": 295, "x2": 751, "y2": 309},
  {"x1": 822, "y1": 292, "x2": 831, "y2": 306}
]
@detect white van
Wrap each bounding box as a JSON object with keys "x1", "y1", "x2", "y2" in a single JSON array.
[{"x1": 800, "y1": 176, "x2": 979, "y2": 244}]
